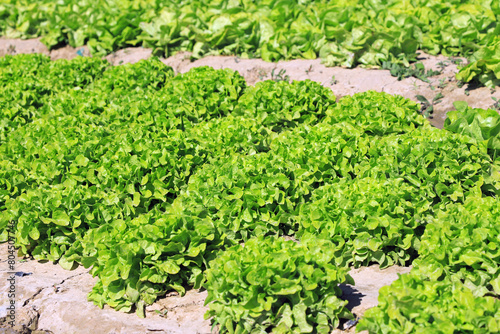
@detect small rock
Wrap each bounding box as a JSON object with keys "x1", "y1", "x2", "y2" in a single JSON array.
[{"x1": 343, "y1": 318, "x2": 359, "y2": 330}]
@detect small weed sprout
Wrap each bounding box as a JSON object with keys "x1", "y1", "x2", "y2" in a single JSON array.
[
  {"x1": 382, "y1": 61, "x2": 440, "y2": 83},
  {"x1": 449, "y1": 57, "x2": 464, "y2": 66},
  {"x1": 433, "y1": 92, "x2": 444, "y2": 105},
  {"x1": 438, "y1": 78, "x2": 448, "y2": 89},
  {"x1": 436, "y1": 60, "x2": 449, "y2": 72},
  {"x1": 416, "y1": 92, "x2": 443, "y2": 118},
  {"x1": 258, "y1": 69, "x2": 268, "y2": 80},
  {"x1": 154, "y1": 309, "x2": 169, "y2": 317},
  {"x1": 411, "y1": 80, "x2": 418, "y2": 91},
  {"x1": 492, "y1": 97, "x2": 500, "y2": 111},
  {"x1": 271, "y1": 68, "x2": 290, "y2": 82}
]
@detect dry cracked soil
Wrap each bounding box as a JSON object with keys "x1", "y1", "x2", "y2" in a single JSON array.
[{"x1": 0, "y1": 37, "x2": 498, "y2": 334}]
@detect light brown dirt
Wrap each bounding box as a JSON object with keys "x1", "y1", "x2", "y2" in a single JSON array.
[
  {"x1": 0, "y1": 38, "x2": 49, "y2": 57},
  {"x1": 1, "y1": 39, "x2": 499, "y2": 334},
  {"x1": 0, "y1": 243, "x2": 212, "y2": 334},
  {"x1": 105, "y1": 47, "x2": 153, "y2": 66}
]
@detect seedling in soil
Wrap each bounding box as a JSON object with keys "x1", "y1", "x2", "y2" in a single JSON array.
[
  {"x1": 305, "y1": 64, "x2": 313, "y2": 74},
  {"x1": 437, "y1": 61, "x2": 449, "y2": 72},
  {"x1": 449, "y1": 57, "x2": 464, "y2": 66},
  {"x1": 415, "y1": 93, "x2": 442, "y2": 118},
  {"x1": 416, "y1": 95, "x2": 433, "y2": 117},
  {"x1": 271, "y1": 68, "x2": 290, "y2": 82},
  {"x1": 258, "y1": 69, "x2": 268, "y2": 80},
  {"x1": 154, "y1": 309, "x2": 169, "y2": 318},
  {"x1": 433, "y1": 92, "x2": 444, "y2": 105},
  {"x1": 492, "y1": 97, "x2": 500, "y2": 111},
  {"x1": 382, "y1": 61, "x2": 441, "y2": 83},
  {"x1": 330, "y1": 75, "x2": 338, "y2": 85},
  {"x1": 411, "y1": 80, "x2": 419, "y2": 91},
  {"x1": 438, "y1": 78, "x2": 448, "y2": 89},
  {"x1": 7, "y1": 44, "x2": 16, "y2": 55}
]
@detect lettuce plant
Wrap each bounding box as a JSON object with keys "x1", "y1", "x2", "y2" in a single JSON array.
[
  {"x1": 234, "y1": 80, "x2": 336, "y2": 132},
  {"x1": 456, "y1": 43, "x2": 500, "y2": 89},
  {"x1": 295, "y1": 177, "x2": 434, "y2": 268},
  {"x1": 324, "y1": 91, "x2": 426, "y2": 135},
  {"x1": 81, "y1": 205, "x2": 226, "y2": 317},
  {"x1": 204, "y1": 236, "x2": 354, "y2": 334},
  {"x1": 357, "y1": 127, "x2": 492, "y2": 203},
  {"x1": 444, "y1": 101, "x2": 500, "y2": 163},
  {"x1": 414, "y1": 196, "x2": 500, "y2": 297},
  {"x1": 358, "y1": 272, "x2": 500, "y2": 334}
]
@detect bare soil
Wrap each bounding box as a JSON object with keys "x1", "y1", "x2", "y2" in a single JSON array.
[{"x1": 0, "y1": 38, "x2": 498, "y2": 334}]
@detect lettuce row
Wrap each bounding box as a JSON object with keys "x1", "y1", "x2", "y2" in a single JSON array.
[
  {"x1": 358, "y1": 127, "x2": 491, "y2": 202},
  {"x1": 179, "y1": 122, "x2": 491, "y2": 248},
  {"x1": 204, "y1": 236, "x2": 354, "y2": 334},
  {"x1": 2, "y1": 0, "x2": 500, "y2": 88}
]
